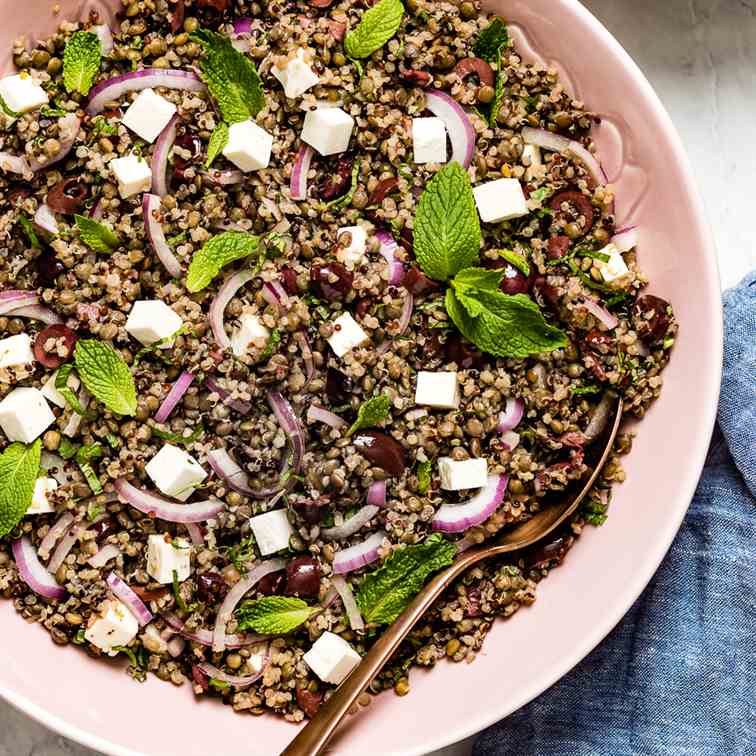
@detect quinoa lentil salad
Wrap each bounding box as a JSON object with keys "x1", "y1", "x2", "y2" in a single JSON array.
[{"x1": 0, "y1": 0, "x2": 676, "y2": 725}]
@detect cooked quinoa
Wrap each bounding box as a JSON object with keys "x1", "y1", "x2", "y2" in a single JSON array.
[{"x1": 0, "y1": 0, "x2": 676, "y2": 721}]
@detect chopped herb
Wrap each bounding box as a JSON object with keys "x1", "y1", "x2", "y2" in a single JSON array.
[
  {"x1": 166, "y1": 231, "x2": 188, "y2": 247},
  {"x1": 0, "y1": 94, "x2": 20, "y2": 119},
  {"x1": 583, "y1": 491, "x2": 610, "y2": 526},
  {"x1": 18, "y1": 215, "x2": 41, "y2": 249},
  {"x1": 323, "y1": 160, "x2": 361, "y2": 210},
  {"x1": 72, "y1": 628, "x2": 86, "y2": 644},
  {"x1": 112, "y1": 645, "x2": 147, "y2": 682},
  {"x1": 222, "y1": 533, "x2": 257, "y2": 574},
  {"x1": 151, "y1": 424, "x2": 205, "y2": 447},
  {"x1": 55, "y1": 365, "x2": 93, "y2": 418},
  {"x1": 528, "y1": 187, "x2": 552, "y2": 204},
  {"x1": 172, "y1": 569, "x2": 198, "y2": 614},
  {"x1": 579, "y1": 248, "x2": 611, "y2": 263},
  {"x1": 570, "y1": 384, "x2": 601, "y2": 397},
  {"x1": 348, "y1": 394, "x2": 392, "y2": 436},
  {"x1": 58, "y1": 437, "x2": 79, "y2": 460},
  {"x1": 209, "y1": 678, "x2": 231, "y2": 691},
  {"x1": 75, "y1": 443, "x2": 104, "y2": 495},
  {"x1": 606, "y1": 292, "x2": 630, "y2": 308},
  {"x1": 258, "y1": 328, "x2": 281, "y2": 362},
  {"x1": 105, "y1": 433, "x2": 120, "y2": 449},
  {"x1": 473, "y1": 17, "x2": 510, "y2": 62},
  {"x1": 88, "y1": 115, "x2": 118, "y2": 142},
  {"x1": 133, "y1": 324, "x2": 190, "y2": 367},
  {"x1": 86, "y1": 500, "x2": 104, "y2": 522},
  {"x1": 416, "y1": 459, "x2": 432, "y2": 495},
  {"x1": 40, "y1": 105, "x2": 69, "y2": 118}
]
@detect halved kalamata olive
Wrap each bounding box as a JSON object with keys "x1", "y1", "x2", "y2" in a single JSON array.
[
  {"x1": 547, "y1": 236, "x2": 571, "y2": 260},
  {"x1": 279, "y1": 266, "x2": 300, "y2": 296},
  {"x1": 34, "y1": 250, "x2": 66, "y2": 287},
  {"x1": 90, "y1": 515, "x2": 117, "y2": 543},
  {"x1": 196, "y1": 0, "x2": 229, "y2": 9},
  {"x1": 399, "y1": 225, "x2": 414, "y2": 255},
  {"x1": 46, "y1": 177, "x2": 88, "y2": 214},
  {"x1": 325, "y1": 367, "x2": 353, "y2": 405},
  {"x1": 632, "y1": 294, "x2": 671, "y2": 344},
  {"x1": 353, "y1": 431, "x2": 407, "y2": 476},
  {"x1": 453, "y1": 57, "x2": 495, "y2": 87},
  {"x1": 318, "y1": 155, "x2": 353, "y2": 201},
  {"x1": 172, "y1": 132, "x2": 203, "y2": 182},
  {"x1": 583, "y1": 329, "x2": 615, "y2": 355},
  {"x1": 355, "y1": 298, "x2": 373, "y2": 319},
  {"x1": 398, "y1": 67, "x2": 432, "y2": 88},
  {"x1": 368, "y1": 177, "x2": 399, "y2": 207},
  {"x1": 296, "y1": 686, "x2": 324, "y2": 718},
  {"x1": 310, "y1": 262, "x2": 353, "y2": 301},
  {"x1": 257, "y1": 570, "x2": 286, "y2": 596},
  {"x1": 170, "y1": 0, "x2": 185, "y2": 32},
  {"x1": 526, "y1": 535, "x2": 568, "y2": 569},
  {"x1": 484, "y1": 259, "x2": 531, "y2": 295},
  {"x1": 191, "y1": 664, "x2": 210, "y2": 691},
  {"x1": 548, "y1": 190, "x2": 595, "y2": 235},
  {"x1": 33, "y1": 324, "x2": 78, "y2": 369},
  {"x1": 291, "y1": 495, "x2": 329, "y2": 525},
  {"x1": 531, "y1": 276, "x2": 561, "y2": 308},
  {"x1": 403, "y1": 266, "x2": 440, "y2": 296},
  {"x1": 197, "y1": 572, "x2": 228, "y2": 602},
  {"x1": 285, "y1": 556, "x2": 321, "y2": 598},
  {"x1": 7, "y1": 185, "x2": 31, "y2": 207},
  {"x1": 444, "y1": 333, "x2": 484, "y2": 369}
]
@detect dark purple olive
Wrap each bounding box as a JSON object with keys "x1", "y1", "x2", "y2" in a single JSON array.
[
  {"x1": 291, "y1": 496, "x2": 329, "y2": 525},
  {"x1": 633, "y1": 294, "x2": 671, "y2": 344},
  {"x1": 367, "y1": 178, "x2": 399, "y2": 206},
  {"x1": 173, "y1": 131, "x2": 202, "y2": 182},
  {"x1": 310, "y1": 262, "x2": 353, "y2": 301},
  {"x1": 285, "y1": 556, "x2": 321, "y2": 598},
  {"x1": 33, "y1": 324, "x2": 78, "y2": 369},
  {"x1": 353, "y1": 431, "x2": 407, "y2": 476},
  {"x1": 318, "y1": 155, "x2": 353, "y2": 201},
  {"x1": 531, "y1": 276, "x2": 561, "y2": 308},
  {"x1": 526, "y1": 535, "x2": 568, "y2": 569},
  {"x1": 398, "y1": 67, "x2": 432, "y2": 88},
  {"x1": 197, "y1": 571, "x2": 228, "y2": 602},
  {"x1": 548, "y1": 190, "x2": 595, "y2": 235},
  {"x1": 583, "y1": 329, "x2": 615, "y2": 356},
  {"x1": 403, "y1": 266, "x2": 439, "y2": 296},
  {"x1": 90, "y1": 516, "x2": 117, "y2": 544},
  {"x1": 191, "y1": 664, "x2": 210, "y2": 691},
  {"x1": 257, "y1": 570, "x2": 286, "y2": 596},
  {"x1": 444, "y1": 333, "x2": 484, "y2": 370},
  {"x1": 34, "y1": 250, "x2": 66, "y2": 287},
  {"x1": 325, "y1": 367, "x2": 353, "y2": 405},
  {"x1": 47, "y1": 177, "x2": 88, "y2": 214},
  {"x1": 279, "y1": 266, "x2": 300, "y2": 296},
  {"x1": 483, "y1": 258, "x2": 531, "y2": 295},
  {"x1": 296, "y1": 686, "x2": 323, "y2": 717},
  {"x1": 548, "y1": 236, "x2": 571, "y2": 260}
]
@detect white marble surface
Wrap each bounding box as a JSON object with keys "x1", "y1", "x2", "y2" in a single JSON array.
[{"x1": 1, "y1": 1, "x2": 746, "y2": 754}]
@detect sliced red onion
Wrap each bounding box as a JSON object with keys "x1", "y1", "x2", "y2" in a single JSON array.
[
  {"x1": 500, "y1": 430, "x2": 521, "y2": 451},
  {"x1": 38, "y1": 512, "x2": 74, "y2": 560},
  {"x1": 583, "y1": 393, "x2": 614, "y2": 443},
  {"x1": 425, "y1": 89, "x2": 475, "y2": 168},
  {"x1": 331, "y1": 575, "x2": 364, "y2": 631},
  {"x1": 155, "y1": 370, "x2": 194, "y2": 424},
  {"x1": 306, "y1": 404, "x2": 347, "y2": 430},
  {"x1": 47, "y1": 524, "x2": 82, "y2": 574},
  {"x1": 205, "y1": 377, "x2": 252, "y2": 415},
  {"x1": 206, "y1": 447, "x2": 279, "y2": 499},
  {"x1": 432, "y1": 474, "x2": 508, "y2": 533},
  {"x1": 521, "y1": 126, "x2": 607, "y2": 185},
  {"x1": 162, "y1": 611, "x2": 265, "y2": 649},
  {"x1": 209, "y1": 269, "x2": 256, "y2": 349},
  {"x1": 7, "y1": 304, "x2": 64, "y2": 325},
  {"x1": 582, "y1": 298, "x2": 619, "y2": 330},
  {"x1": 114, "y1": 478, "x2": 224, "y2": 523},
  {"x1": 290, "y1": 143, "x2": 314, "y2": 201},
  {"x1": 86, "y1": 68, "x2": 206, "y2": 115},
  {"x1": 143, "y1": 193, "x2": 182, "y2": 278},
  {"x1": 322, "y1": 505, "x2": 380, "y2": 541},
  {"x1": 106, "y1": 572, "x2": 153, "y2": 626},
  {"x1": 0, "y1": 292, "x2": 38, "y2": 315},
  {"x1": 294, "y1": 331, "x2": 315, "y2": 386},
  {"x1": 611, "y1": 226, "x2": 639, "y2": 253},
  {"x1": 93, "y1": 24, "x2": 114, "y2": 54},
  {"x1": 29, "y1": 114, "x2": 81, "y2": 172},
  {"x1": 233, "y1": 17, "x2": 254, "y2": 34},
  {"x1": 398, "y1": 291, "x2": 414, "y2": 335},
  {"x1": 89, "y1": 199, "x2": 104, "y2": 220},
  {"x1": 332, "y1": 531, "x2": 386, "y2": 575},
  {"x1": 366, "y1": 480, "x2": 387, "y2": 508},
  {"x1": 151, "y1": 113, "x2": 179, "y2": 198},
  {"x1": 34, "y1": 204, "x2": 59, "y2": 235},
  {"x1": 261, "y1": 280, "x2": 291, "y2": 312},
  {"x1": 197, "y1": 651, "x2": 269, "y2": 688},
  {"x1": 185, "y1": 523, "x2": 204, "y2": 546},
  {"x1": 88, "y1": 544, "x2": 121, "y2": 568},
  {"x1": 497, "y1": 397, "x2": 524, "y2": 433},
  {"x1": 167, "y1": 635, "x2": 186, "y2": 657},
  {"x1": 267, "y1": 391, "x2": 305, "y2": 476},
  {"x1": 62, "y1": 389, "x2": 90, "y2": 437},
  {"x1": 12, "y1": 537, "x2": 66, "y2": 600},
  {"x1": 0, "y1": 151, "x2": 31, "y2": 175},
  {"x1": 200, "y1": 168, "x2": 244, "y2": 186},
  {"x1": 212, "y1": 558, "x2": 287, "y2": 652},
  {"x1": 375, "y1": 230, "x2": 405, "y2": 285}
]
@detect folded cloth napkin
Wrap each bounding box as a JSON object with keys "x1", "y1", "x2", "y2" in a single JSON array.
[{"x1": 473, "y1": 272, "x2": 756, "y2": 756}]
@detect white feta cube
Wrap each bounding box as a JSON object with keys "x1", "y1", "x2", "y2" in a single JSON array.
[
  {"x1": 0, "y1": 387, "x2": 55, "y2": 443},
  {"x1": 231, "y1": 313, "x2": 270, "y2": 357},
  {"x1": 415, "y1": 371, "x2": 460, "y2": 410},
  {"x1": 0, "y1": 73, "x2": 48, "y2": 114},
  {"x1": 41, "y1": 370, "x2": 80, "y2": 409},
  {"x1": 146, "y1": 534, "x2": 192, "y2": 584},
  {"x1": 222, "y1": 119, "x2": 273, "y2": 172},
  {"x1": 110, "y1": 154, "x2": 152, "y2": 199},
  {"x1": 125, "y1": 300, "x2": 183, "y2": 347},
  {"x1": 438, "y1": 457, "x2": 488, "y2": 491},
  {"x1": 84, "y1": 598, "x2": 139, "y2": 656},
  {"x1": 412, "y1": 116, "x2": 447, "y2": 164},
  {"x1": 121, "y1": 88, "x2": 177, "y2": 143},
  {"x1": 335, "y1": 225, "x2": 368, "y2": 270},
  {"x1": 301, "y1": 107, "x2": 354, "y2": 156},
  {"x1": 145, "y1": 444, "x2": 207, "y2": 501},
  {"x1": 0, "y1": 333, "x2": 34, "y2": 369},
  {"x1": 596, "y1": 243, "x2": 631, "y2": 286},
  {"x1": 327, "y1": 312, "x2": 368, "y2": 358},
  {"x1": 271, "y1": 49, "x2": 320, "y2": 99},
  {"x1": 27, "y1": 477, "x2": 58, "y2": 515},
  {"x1": 473, "y1": 178, "x2": 529, "y2": 223},
  {"x1": 249, "y1": 509, "x2": 293, "y2": 555},
  {"x1": 304, "y1": 631, "x2": 361, "y2": 685}
]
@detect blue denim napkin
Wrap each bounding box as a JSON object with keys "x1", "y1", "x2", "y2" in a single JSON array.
[{"x1": 473, "y1": 273, "x2": 756, "y2": 756}]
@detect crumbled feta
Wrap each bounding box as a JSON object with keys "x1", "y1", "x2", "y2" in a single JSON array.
[
  {"x1": 335, "y1": 225, "x2": 368, "y2": 270},
  {"x1": 304, "y1": 631, "x2": 361, "y2": 685},
  {"x1": 231, "y1": 313, "x2": 270, "y2": 357},
  {"x1": 121, "y1": 88, "x2": 177, "y2": 143},
  {"x1": 27, "y1": 477, "x2": 58, "y2": 515},
  {"x1": 249, "y1": 509, "x2": 294, "y2": 555},
  {"x1": 412, "y1": 116, "x2": 447, "y2": 164},
  {"x1": 438, "y1": 457, "x2": 488, "y2": 491},
  {"x1": 271, "y1": 49, "x2": 319, "y2": 99},
  {"x1": 146, "y1": 534, "x2": 192, "y2": 584},
  {"x1": 41, "y1": 370, "x2": 80, "y2": 409},
  {"x1": 473, "y1": 178, "x2": 529, "y2": 223},
  {"x1": 415, "y1": 371, "x2": 460, "y2": 410},
  {"x1": 0, "y1": 333, "x2": 34, "y2": 369},
  {"x1": 84, "y1": 598, "x2": 139, "y2": 655},
  {"x1": 110, "y1": 154, "x2": 152, "y2": 198},
  {"x1": 222, "y1": 119, "x2": 274, "y2": 172},
  {"x1": 0, "y1": 73, "x2": 48, "y2": 114},
  {"x1": 521, "y1": 144, "x2": 542, "y2": 180},
  {"x1": 327, "y1": 312, "x2": 368, "y2": 358},
  {"x1": 301, "y1": 107, "x2": 354, "y2": 156},
  {"x1": 125, "y1": 300, "x2": 183, "y2": 347},
  {"x1": 596, "y1": 243, "x2": 631, "y2": 286},
  {"x1": 0, "y1": 387, "x2": 55, "y2": 443},
  {"x1": 145, "y1": 444, "x2": 207, "y2": 501}
]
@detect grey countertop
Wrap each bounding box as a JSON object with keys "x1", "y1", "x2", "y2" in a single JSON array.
[{"x1": 3, "y1": 1, "x2": 750, "y2": 754}]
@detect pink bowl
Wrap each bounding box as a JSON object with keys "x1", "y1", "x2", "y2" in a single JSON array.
[{"x1": 0, "y1": 1, "x2": 722, "y2": 754}]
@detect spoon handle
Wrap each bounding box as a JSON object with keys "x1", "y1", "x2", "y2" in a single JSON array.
[{"x1": 280, "y1": 550, "x2": 481, "y2": 756}]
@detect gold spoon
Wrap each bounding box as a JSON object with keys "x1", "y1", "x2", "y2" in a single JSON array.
[{"x1": 282, "y1": 397, "x2": 623, "y2": 756}]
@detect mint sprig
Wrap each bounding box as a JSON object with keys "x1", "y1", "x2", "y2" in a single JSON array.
[
  {"x1": 63, "y1": 31, "x2": 102, "y2": 96},
  {"x1": 74, "y1": 339, "x2": 137, "y2": 416},
  {"x1": 205, "y1": 122, "x2": 229, "y2": 168},
  {"x1": 235, "y1": 596, "x2": 316, "y2": 635},
  {"x1": 0, "y1": 440, "x2": 42, "y2": 538},
  {"x1": 473, "y1": 17, "x2": 510, "y2": 63},
  {"x1": 186, "y1": 231, "x2": 261, "y2": 292},
  {"x1": 498, "y1": 249, "x2": 530, "y2": 276},
  {"x1": 348, "y1": 394, "x2": 391, "y2": 436},
  {"x1": 55, "y1": 364, "x2": 93, "y2": 418},
  {"x1": 74, "y1": 214, "x2": 119, "y2": 254},
  {"x1": 345, "y1": 0, "x2": 405, "y2": 59}
]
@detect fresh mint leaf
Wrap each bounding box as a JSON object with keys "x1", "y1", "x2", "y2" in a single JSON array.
[
  {"x1": 18, "y1": 215, "x2": 41, "y2": 249},
  {"x1": 498, "y1": 249, "x2": 530, "y2": 276},
  {"x1": 186, "y1": 231, "x2": 261, "y2": 292},
  {"x1": 221, "y1": 533, "x2": 256, "y2": 574},
  {"x1": 74, "y1": 214, "x2": 119, "y2": 253},
  {"x1": 345, "y1": 0, "x2": 404, "y2": 59},
  {"x1": 414, "y1": 161, "x2": 480, "y2": 282},
  {"x1": 473, "y1": 17, "x2": 510, "y2": 63},
  {"x1": 356, "y1": 534, "x2": 456, "y2": 625},
  {"x1": 452, "y1": 266, "x2": 505, "y2": 293},
  {"x1": 190, "y1": 29, "x2": 264, "y2": 123},
  {"x1": 205, "y1": 122, "x2": 229, "y2": 169},
  {"x1": 416, "y1": 459, "x2": 432, "y2": 495},
  {"x1": 0, "y1": 440, "x2": 42, "y2": 538},
  {"x1": 63, "y1": 31, "x2": 102, "y2": 96},
  {"x1": 58, "y1": 437, "x2": 79, "y2": 460},
  {"x1": 348, "y1": 394, "x2": 391, "y2": 436},
  {"x1": 75, "y1": 442, "x2": 104, "y2": 494},
  {"x1": 528, "y1": 187, "x2": 552, "y2": 204},
  {"x1": 74, "y1": 339, "x2": 137, "y2": 416},
  {"x1": 55, "y1": 365, "x2": 92, "y2": 418},
  {"x1": 235, "y1": 596, "x2": 315, "y2": 635}
]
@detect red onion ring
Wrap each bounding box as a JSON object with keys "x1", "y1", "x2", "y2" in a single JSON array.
[
  {"x1": 290, "y1": 143, "x2": 314, "y2": 201},
  {"x1": 321, "y1": 505, "x2": 380, "y2": 541},
  {"x1": 62, "y1": 390, "x2": 90, "y2": 437},
  {"x1": 267, "y1": 391, "x2": 305, "y2": 476},
  {"x1": 34, "y1": 204, "x2": 59, "y2": 235},
  {"x1": 88, "y1": 199, "x2": 104, "y2": 220},
  {"x1": 375, "y1": 230, "x2": 405, "y2": 285},
  {"x1": 87, "y1": 544, "x2": 121, "y2": 568},
  {"x1": 185, "y1": 522, "x2": 204, "y2": 546},
  {"x1": 261, "y1": 280, "x2": 291, "y2": 312},
  {"x1": 0, "y1": 292, "x2": 38, "y2": 316},
  {"x1": 7, "y1": 304, "x2": 63, "y2": 325},
  {"x1": 114, "y1": 478, "x2": 224, "y2": 523},
  {"x1": 0, "y1": 152, "x2": 31, "y2": 175},
  {"x1": 93, "y1": 24, "x2": 114, "y2": 54},
  {"x1": 12, "y1": 537, "x2": 66, "y2": 600},
  {"x1": 29, "y1": 114, "x2": 81, "y2": 172},
  {"x1": 398, "y1": 290, "x2": 414, "y2": 335},
  {"x1": 162, "y1": 611, "x2": 265, "y2": 649},
  {"x1": 232, "y1": 17, "x2": 254, "y2": 34},
  {"x1": 196, "y1": 651, "x2": 269, "y2": 688},
  {"x1": 425, "y1": 90, "x2": 475, "y2": 168},
  {"x1": 294, "y1": 331, "x2": 315, "y2": 386},
  {"x1": 330, "y1": 575, "x2": 364, "y2": 631},
  {"x1": 38, "y1": 512, "x2": 74, "y2": 560},
  {"x1": 582, "y1": 298, "x2": 619, "y2": 330},
  {"x1": 332, "y1": 531, "x2": 386, "y2": 575},
  {"x1": 86, "y1": 68, "x2": 206, "y2": 115},
  {"x1": 432, "y1": 474, "x2": 508, "y2": 533},
  {"x1": 212, "y1": 558, "x2": 287, "y2": 652},
  {"x1": 497, "y1": 397, "x2": 524, "y2": 433},
  {"x1": 205, "y1": 377, "x2": 252, "y2": 415},
  {"x1": 155, "y1": 370, "x2": 194, "y2": 424},
  {"x1": 200, "y1": 168, "x2": 245, "y2": 186},
  {"x1": 143, "y1": 193, "x2": 182, "y2": 278},
  {"x1": 306, "y1": 404, "x2": 347, "y2": 430},
  {"x1": 500, "y1": 430, "x2": 521, "y2": 451},
  {"x1": 366, "y1": 480, "x2": 387, "y2": 508},
  {"x1": 206, "y1": 448, "x2": 261, "y2": 497},
  {"x1": 106, "y1": 572, "x2": 153, "y2": 626},
  {"x1": 521, "y1": 126, "x2": 607, "y2": 185},
  {"x1": 583, "y1": 394, "x2": 614, "y2": 443},
  {"x1": 611, "y1": 226, "x2": 638, "y2": 252},
  {"x1": 47, "y1": 524, "x2": 82, "y2": 574},
  {"x1": 151, "y1": 113, "x2": 179, "y2": 198},
  {"x1": 209, "y1": 269, "x2": 256, "y2": 349}
]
